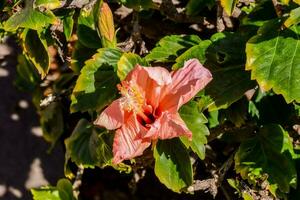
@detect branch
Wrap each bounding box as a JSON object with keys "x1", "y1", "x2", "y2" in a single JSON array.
[{"x1": 72, "y1": 165, "x2": 84, "y2": 199}]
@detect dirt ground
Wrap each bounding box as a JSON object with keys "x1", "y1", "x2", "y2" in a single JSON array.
[{"x1": 0, "y1": 38, "x2": 65, "y2": 200}]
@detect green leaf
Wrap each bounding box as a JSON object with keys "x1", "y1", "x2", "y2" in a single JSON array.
[
  {"x1": 220, "y1": 0, "x2": 238, "y2": 16},
  {"x1": 241, "y1": 0, "x2": 277, "y2": 27},
  {"x1": 179, "y1": 101, "x2": 209, "y2": 160},
  {"x1": 205, "y1": 31, "x2": 256, "y2": 110},
  {"x1": 31, "y1": 179, "x2": 74, "y2": 200},
  {"x1": 235, "y1": 124, "x2": 297, "y2": 193},
  {"x1": 246, "y1": 20, "x2": 300, "y2": 103},
  {"x1": 153, "y1": 138, "x2": 193, "y2": 193},
  {"x1": 94, "y1": 1, "x2": 117, "y2": 48},
  {"x1": 63, "y1": 10, "x2": 75, "y2": 41},
  {"x1": 40, "y1": 102, "x2": 64, "y2": 150},
  {"x1": 35, "y1": 0, "x2": 61, "y2": 9},
  {"x1": 71, "y1": 41, "x2": 97, "y2": 73},
  {"x1": 145, "y1": 35, "x2": 202, "y2": 62},
  {"x1": 56, "y1": 179, "x2": 74, "y2": 200},
  {"x1": 285, "y1": 7, "x2": 300, "y2": 28},
  {"x1": 70, "y1": 48, "x2": 122, "y2": 113},
  {"x1": 77, "y1": 8, "x2": 102, "y2": 49},
  {"x1": 4, "y1": 0, "x2": 57, "y2": 31},
  {"x1": 22, "y1": 29, "x2": 50, "y2": 79},
  {"x1": 172, "y1": 40, "x2": 211, "y2": 70},
  {"x1": 65, "y1": 119, "x2": 113, "y2": 168},
  {"x1": 31, "y1": 187, "x2": 60, "y2": 200},
  {"x1": 117, "y1": 52, "x2": 148, "y2": 80},
  {"x1": 14, "y1": 55, "x2": 40, "y2": 91},
  {"x1": 186, "y1": 0, "x2": 215, "y2": 16}
]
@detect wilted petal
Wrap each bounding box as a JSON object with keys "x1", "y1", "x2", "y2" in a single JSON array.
[
  {"x1": 94, "y1": 99, "x2": 124, "y2": 130},
  {"x1": 160, "y1": 59, "x2": 212, "y2": 111},
  {"x1": 126, "y1": 65, "x2": 172, "y2": 108},
  {"x1": 147, "y1": 112, "x2": 192, "y2": 140},
  {"x1": 113, "y1": 115, "x2": 151, "y2": 164}
]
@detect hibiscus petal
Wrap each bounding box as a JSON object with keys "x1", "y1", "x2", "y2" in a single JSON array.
[
  {"x1": 160, "y1": 59, "x2": 212, "y2": 111},
  {"x1": 155, "y1": 112, "x2": 192, "y2": 140},
  {"x1": 94, "y1": 99, "x2": 124, "y2": 130},
  {"x1": 113, "y1": 114, "x2": 151, "y2": 164},
  {"x1": 126, "y1": 65, "x2": 172, "y2": 109}
]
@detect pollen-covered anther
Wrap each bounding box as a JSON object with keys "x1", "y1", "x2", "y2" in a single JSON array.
[{"x1": 117, "y1": 80, "x2": 145, "y2": 113}]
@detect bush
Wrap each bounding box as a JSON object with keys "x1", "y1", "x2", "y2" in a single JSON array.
[{"x1": 1, "y1": 0, "x2": 300, "y2": 199}]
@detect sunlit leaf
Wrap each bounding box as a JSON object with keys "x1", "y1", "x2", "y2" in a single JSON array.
[
  {"x1": 35, "y1": 0, "x2": 61, "y2": 10},
  {"x1": 117, "y1": 52, "x2": 148, "y2": 80},
  {"x1": 179, "y1": 101, "x2": 209, "y2": 160},
  {"x1": 94, "y1": 1, "x2": 117, "y2": 48},
  {"x1": 154, "y1": 138, "x2": 193, "y2": 193},
  {"x1": 246, "y1": 20, "x2": 300, "y2": 103},
  {"x1": 235, "y1": 124, "x2": 297, "y2": 193},
  {"x1": 145, "y1": 35, "x2": 201, "y2": 62},
  {"x1": 220, "y1": 0, "x2": 238, "y2": 16},
  {"x1": 70, "y1": 48, "x2": 122, "y2": 113},
  {"x1": 22, "y1": 29, "x2": 50, "y2": 79},
  {"x1": 4, "y1": 0, "x2": 57, "y2": 31},
  {"x1": 31, "y1": 179, "x2": 74, "y2": 200},
  {"x1": 172, "y1": 40, "x2": 211, "y2": 70},
  {"x1": 285, "y1": 7, "x2": 300, "y2": 28}
]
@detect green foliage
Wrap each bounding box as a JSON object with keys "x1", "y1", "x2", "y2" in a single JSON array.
[
  {"x1": 4, "y1": 0, "x2": 57, "y2": 31},
  {"x1": 179, "y1": 101, "x2": 209, "y2": 160},
  {"x1": 40, "y1": 102, "x2": 64, "y2": 150},
  {"x1": 246, "y1": 20, "x2": 300, "y2": 103},
  {"x1": 22, "y1": 29, "x2": 50, "y2": 79},
  {"x1": 154, "y1": 138, "x2": 193, "y2": 193},
  {"x1": 145, "y1": 35, "x2": 202, "y2": 62},
  {"x1": 14, "y1": 55, "x2": 40, "y2": 91},
  {"x1": 77, "y1": 8, "x2": 102, "y2": 49},
  {"x1": 235, "y1": 124, "x2": 297, "y2": 194},
  {"x1": 70, "y1": 48, "x2": 122, "y2": 113},
  {"x1": 35, "y1": 0, "x2": 61, "y2": 10},
  {"x1": 117, "y1": 52, "x2": 148, "y2": 80},
  {"x1": 31, "y1": 179, "x2": 74, "y2": 200},
  {"x1": 3, "y1": 0, "x2": 300, "y2": 198},
  {"x1": 285, "y1": 7, "x2": 300, "y2": 28},
  {"x1": 205, "y1": 31, "x2": 257, "y2": 110},
  {"x1": 65, "y1": 119, "x2": 113, "y2": 168}
]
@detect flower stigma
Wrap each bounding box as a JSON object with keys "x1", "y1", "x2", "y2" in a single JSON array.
[{"x1": 117, "y1": 81, "x2": 153, "y2": 125}]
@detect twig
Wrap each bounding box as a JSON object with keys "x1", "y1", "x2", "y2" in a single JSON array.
[
  {"x1": 188, "y1": 154, "x2": 234, "y2": 197},
  {"x1": 73, "y1": 165, "x2": 84, "y2": 199}
]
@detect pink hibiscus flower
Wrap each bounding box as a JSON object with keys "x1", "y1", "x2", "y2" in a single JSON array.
[{"x1": 94, "y1": 59, "x2": 212, "y2": 164}]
